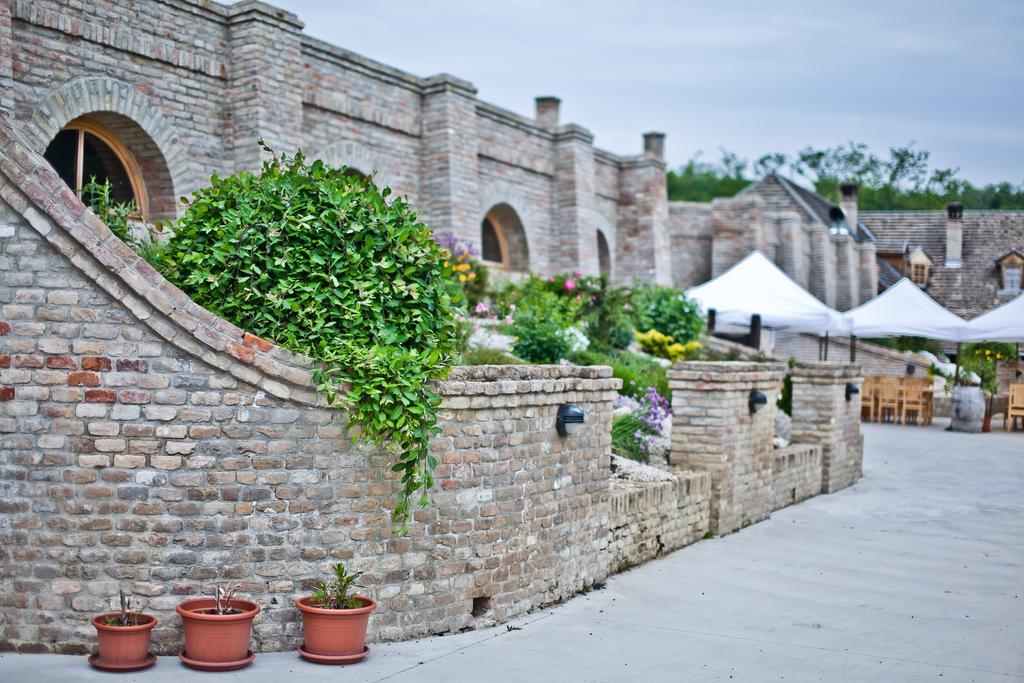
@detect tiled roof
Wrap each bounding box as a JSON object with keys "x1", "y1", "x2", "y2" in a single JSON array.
[
  {"x1": 739, "y1": 174, "x2": 874, "y2": 242},
  {"x1": 877, "y1": 258, "x2": 903, "y2": 288},
  {"x1": 862, "y1": 210, "x2": 1024, "y2": 316}
]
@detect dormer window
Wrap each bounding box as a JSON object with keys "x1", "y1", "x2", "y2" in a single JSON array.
[
  {"x1": 994, "y1": 249, "x2": 1024, "y2": 293},
  {"x1": 905, "y1": 247, "x2": 932, "y2": 287}
]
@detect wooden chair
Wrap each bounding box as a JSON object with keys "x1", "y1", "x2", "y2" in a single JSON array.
[
  {"x1": 1006, "y1": 383, "x2": 1024, "y2": 432},
  {"x1": 901, "y1": 380, "x2": 930, "y2": 426},
  {"x1": 876, "y1": 377, "x2": 901, "y2": 424},
  {"x1": 861, "y1": 376, "x2": 880, "y2": 422}
]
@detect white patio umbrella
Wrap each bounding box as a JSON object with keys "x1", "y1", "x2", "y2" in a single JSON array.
[
  {"x1": 843, "y1": 278, "x2": 969, "y2": 340},
  {"x1": 687, "y1": 251, "x2": 848, "y2": 336},
  {"x1": 960, "y1": 292, "x2": 1024, "y2": 342}
]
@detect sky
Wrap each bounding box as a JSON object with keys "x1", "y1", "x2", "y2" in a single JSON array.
[{"x1": 267, "y1": 0, "x2": 1024, "y2": 186}]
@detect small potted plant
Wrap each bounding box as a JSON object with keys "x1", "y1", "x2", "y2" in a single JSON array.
[
  {"x1": 176, "y1": 582, "x2": 259, "y2": 671},
  {"x1": 296, "y1": 562, "x2": 376, "y2": 664},
  {"x1": 89, "y1": 590, "x2": 157, "y2": 671}
]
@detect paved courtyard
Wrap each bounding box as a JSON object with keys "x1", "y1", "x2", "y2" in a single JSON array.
[{"x1": 2, "y1": 422, "x2": 1021, "y2": 682}]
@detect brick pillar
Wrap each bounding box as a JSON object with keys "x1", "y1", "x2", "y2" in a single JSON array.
[
  {"x1": 857, "y1": 241, "x2": 878, "y2": 306},
  {"x1": 550, "y1": 124, "x2": 599, "y2": 276},
  {"x1": 615, "y1": 135, "x2": 672, "y2": 284},
  {"x1": 420, "y1": 74, "x2": 480, "y2": 244},
  {"x1": 789, "y1": 362, "x2": 864, "y2": 493},
  {"x1": 668, "y1": 361, "x2": 785, "y2": 535},
  {"x1": 226, "y1": 1, "x2": 305, "y2": 171},
  {"x1": 833, "y1": 234, "x2": 859, "y2": 311},
  {"x1": 809, "y1": 225, "x2": 837, "y2": 308}
]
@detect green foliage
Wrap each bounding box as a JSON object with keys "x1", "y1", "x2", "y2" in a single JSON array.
[
  {"x1": 154, "y1": 147, "x2": 459, "y2": 532},
  {"x1": 510, "y1": 291, "x2": 577, "y2": 363},
  {"x1": 631, "y1": 284, "x2": 705, "y2": 345},
  {"x1": 571, "y1": 349, "x2": 669, "y2": 402},
  {"x1": 312, "y1": 562, "x2": 364, "y2": 610},
  {"x1": 960, "y1": 342, "x2": 1018, "y2": 394},
  {"x1": 458, "y1": 348, "x2": 528, "y2": 365},
  {"x1": 864, "y1": 336, "x2": 944, "y2": 355},
  {"x1": 611, "y1": 412, "x2": 650, "y2": 462},
  {"x1": 582, "y1": 275, "x2": 635, "y2": 351},
  {"x1": 666, "y1": 144, "x2": 1024, "y2": 210},
  {"x1": 777, "y1": 357, "x2": 796, "y2": 416},
  {"x1": 463, "y1": 259, "x2": 489, "y2": 309}
]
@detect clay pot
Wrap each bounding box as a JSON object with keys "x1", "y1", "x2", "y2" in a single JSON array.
[
  {"x1": 91, "y1": 613, "x2": 156, "y2": 670},
  {"x1": 296, "y1": 595, "x2": 376, "y2": 660},
  {"x1": 176, "y1": 598, "x2": 259, "y2": 671}
]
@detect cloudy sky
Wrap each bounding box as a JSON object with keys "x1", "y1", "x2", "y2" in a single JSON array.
[{"x1": 269, "y1": 0, "x2": 1024, "y2": 185}]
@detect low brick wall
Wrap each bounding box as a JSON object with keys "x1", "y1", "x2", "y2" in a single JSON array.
[
  {"x1": 790, "y1": 363, "x2": 864, "y2": 493},
  {"x1": 668, "y1": 361, "x2": 785, "y2": 535},
  {"x1": 608, "y1": 471, "x2": 710, "y2": 573},
  {"x1": 770, "y1": 443, "x2": 822, "y2": 511}
]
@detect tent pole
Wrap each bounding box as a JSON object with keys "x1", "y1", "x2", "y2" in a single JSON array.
[
  {"x1": 707, "y1": 309, "x2": 716, "y2": 334},
  {"x1": 750, "y1": 314, "x2": 761, "y2": 351},
  {"x1": 850, "y1": 334, "x2": 857, "y2": 363},
  {"x1": 954, "y1": 342, "x2": 962, "y2": 386},
  {"x1": 824, "y1": 332, "x2": 829, "y2": 361}
]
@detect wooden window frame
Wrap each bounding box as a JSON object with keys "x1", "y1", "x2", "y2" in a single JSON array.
[
  {"x1": 62, "y1": 117, "x2": 149, "y2": 219},
  {"x1": 911, "y1": 262, "x2": 928, "y2": 285}
]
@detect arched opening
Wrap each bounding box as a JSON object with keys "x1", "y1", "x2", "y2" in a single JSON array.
[
  {"x1": 480, "y1": 203, "x2": 529, "y2": 274},
  {"x1": 597, "y1": 229, "x2": 611, "y2": 277},
  {"x1": 42, "y1": 113, "x2": 176, "y2": 222}
]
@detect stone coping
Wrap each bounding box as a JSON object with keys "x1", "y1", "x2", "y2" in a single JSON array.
[
  {"x1": 792, "y1": 362, "x2": 864, "y2": 382},
  {"x1": 668, "y1": 361, "x2": 785, "y2": 389}
]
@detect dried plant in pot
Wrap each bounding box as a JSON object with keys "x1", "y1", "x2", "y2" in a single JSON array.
[
  {"x1": 296, "y1": 562, "x2": 377, "y2": 664},
  {"x1": 90, "y1": 590, "x2": 157, "y2": 672},
  {"x1": 176, "y1": 582, "x2": 260, "y2": 672}
]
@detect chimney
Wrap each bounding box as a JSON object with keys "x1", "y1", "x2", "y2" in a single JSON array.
[
  {"x1": 643, "y1": 131, "x2": 665, "y2": 160},
  {"x1": 945, "y1": 201, "x2": 963, "y2": 267},
  {"x1": 534, "y1": 96, "x2": 560, "y2": 128},
  {"x1": 839, "y1": 182, "x2": 858, "y2": 234}
]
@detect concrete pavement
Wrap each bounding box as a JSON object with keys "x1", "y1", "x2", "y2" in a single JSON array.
[{"x1": 2, "y1": 422, "x2": 1022, "y2": 682}]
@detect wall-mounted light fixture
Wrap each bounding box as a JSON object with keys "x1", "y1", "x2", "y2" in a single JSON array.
[
  {"x1": 556, "y1": 404, "x2": 585, "y2": 437},
  {"x1": 748, "y1": 390, "x2": 767, "y2": 414},
  {"x1": 906, "y1": 363, "x2": 916, "y2": 376},
  {"x1": 846, "y1": 383, "x2": 860, "y2": 402}
]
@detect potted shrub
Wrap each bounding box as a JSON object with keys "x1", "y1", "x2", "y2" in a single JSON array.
[
  {"x1": 296, "y1": 562, "x2": 376, "y2": 664},
  {"x1": 89, "y1": 590, "x2": 157, "y2": 672},
  {"x1": 176, "y1": 583, "x2": 259, "y2": 671}
]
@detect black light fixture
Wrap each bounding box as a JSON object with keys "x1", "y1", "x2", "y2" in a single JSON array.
[
  {"x1": 556, "y1": 404, "x2": 585, "y2": 437},
  {"x1": 748, "y1": 390, "x2": 767, "y2": 414},
  {"x1": 845, "y1": 382, "x2": 860, "y2": 402},
  {"x1": 906, "y1": 363, "x2": 916, "y2": 376}
]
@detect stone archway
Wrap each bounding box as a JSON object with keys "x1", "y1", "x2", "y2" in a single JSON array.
[
  {"x1": 25, "y1": 76, "x2": 187, "y2": 222},
  {"x1": 480, "y1": 203, "x2": 529, "y2": 274},
  {"x1": 314, "y1": 140, "x2": 395, "y2": 187},
  {"x1": 597, "y1": 228, "x2": 612, "y2": 277}
]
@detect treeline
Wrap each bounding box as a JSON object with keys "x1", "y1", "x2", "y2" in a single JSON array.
[{"x1": 666, "y1": 142, "x2": 1024, "y2": 210}]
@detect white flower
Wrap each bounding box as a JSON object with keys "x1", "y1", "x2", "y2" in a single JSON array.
[{"x1": 562, "y1": 325, "x2": 590, "y2": 353}]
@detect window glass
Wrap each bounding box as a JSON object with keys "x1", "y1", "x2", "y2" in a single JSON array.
[
  {"x1": 43, "y1": 129, "x2": 79, "y2": 191},
  {"x1": 1004, "y1": 265, "x2": 1022, "y2": 290},
  {"x1": 43, "y1": 126, "x2": 137, "y2": 207},
  {"x1": 481, "y1": 218, "x2": 502, "y2": 263}
]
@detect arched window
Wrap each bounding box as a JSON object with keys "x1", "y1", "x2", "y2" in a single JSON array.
[
  {"x1": 481, "y1": 217, "x2": 503, "y2": 263},
  {"x1": 480, "y1": 204, "x2": 528, "y2": 274},
  {"x1": 43, "y1": 117, "x2": 148, "y2": 217},
  {"x1": 597, "y1": 229, "x2": 611, "y2": 276}
]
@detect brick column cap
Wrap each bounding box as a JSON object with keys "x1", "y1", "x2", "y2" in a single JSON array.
[
  {"x1": 421, "y1": 73, "x2": 478, "y2": 97},
  {"x1": 792, "y1": 362, "x2": 863, "y2": 383},
  {"x1": 668, "y1": 361, "x2": 785, "y2": 389},
  {"x1": 225, "y1": 0, "x2": 304, "y2": 30},
  {"x1": 554, "y1": 123, "x2": 594, "y2": 145}
]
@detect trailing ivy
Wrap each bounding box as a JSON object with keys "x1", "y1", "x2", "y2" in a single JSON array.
[{"x1": 154, "y1": 147, "x2": 460, "y2": 532}]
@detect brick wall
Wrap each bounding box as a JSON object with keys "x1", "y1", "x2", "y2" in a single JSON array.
[
  {"x1": 0, "y1": 117, "x2": 623, "y2": 653},
  {"x1": 668, "y1": 362, "x2": 785, "y2": 534},
  {"x1": 770, "y1": 443, "x2": 822, "y2": 511},
  {"x1": 607, "y1": 471, "x2": 710, "y2": 573},
  {"x1": 789, "y1": 363, "x2": 864, "y2": 493}
]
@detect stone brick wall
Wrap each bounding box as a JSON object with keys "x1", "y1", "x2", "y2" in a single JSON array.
[
  {"x1": 773, "y1": 332, "x2": 931, "y2": 377},
  {"x1": 607, "y1": 471, "x2": 710, "y2": 573},
  {"x1": 0, "y1": 117, "x2": 622, "y2": 653},
  {"x1": 789, "y1": 363, "x2": 864, "y2": 493},
  {"x1": 770, "y1": 443, "x2": 822, "y2": 511},
  {"x1": 668, "y1": 362, "x2": 785, "y2": 534}
]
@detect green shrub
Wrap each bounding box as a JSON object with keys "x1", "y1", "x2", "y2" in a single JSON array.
[
  {"x1": 777, "y1": 357, "x2": 796, "y2": 416},
  {"x1": 154, "y1": 148, "x2": 460, "y2": 532},
  {"x1": 583, "y1": 275, "x2": 635, "y2": 351},
  {"x1": 458, "y1": 348, "x2": 528, "y2": 365},
  {"x1": 511, "y1": 291, "x2": 577, "y2": 363},
  {"x1": 571, "y1": 349, "x2": 669, "y2": 402},
  {"x1": 631, "y1": 284, "x2": 705, "y2": 344}
]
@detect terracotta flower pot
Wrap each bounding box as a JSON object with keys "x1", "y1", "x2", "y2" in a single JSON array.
[
  {"x1": 90, "y1": 613, "x2": 156, "y2": 671},
  {"x1": 176, "y1": 598, "x2": 259, "y2": 671},
  {"x1": 296, "y1": 595, "x2": 376, "y2": 663}
]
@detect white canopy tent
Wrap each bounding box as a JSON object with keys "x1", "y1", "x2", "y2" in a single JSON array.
[
  {"x1": 960, "y1": 293, "x2": 1024, "y2": 342},
  {"x1": 842, "y1": 278, "x2": 968, "y2": 340},
  {"x1": 687, "y1": 251, "x2": 848, "y2": 335}
]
